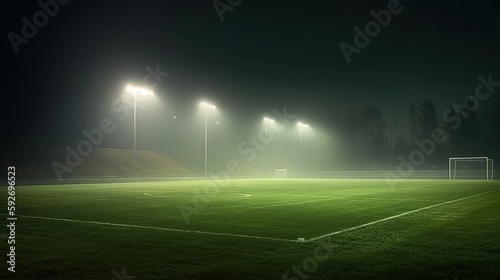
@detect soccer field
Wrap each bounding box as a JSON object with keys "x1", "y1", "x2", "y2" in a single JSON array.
[{"x1": 1, "y1": 179, "x2": 500, "y2": 279}]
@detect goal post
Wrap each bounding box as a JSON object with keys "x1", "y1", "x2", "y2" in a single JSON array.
[
  {"x1": 275, "y1": 169, "x2": 287, "y2": 178},
  {"x1": 449, "y1": 157, "x2": 494, "y2": 180}
]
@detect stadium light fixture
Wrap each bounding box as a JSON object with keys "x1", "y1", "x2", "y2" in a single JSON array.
[
  {"x1": 297, "y1": 122, "x2": 310, "y2": 177},
  {"x1": 126, "y1": 85, "x2": 154, "y2": 96},
  {"x1": 200, "y1": 101, "x2": 217, "y2": 177},
  {"x1": 200, "y1": 102, "x2": 216, "y2": 110},
  {"x1": 125, "y1": 84, "x2": 154, "y2": 178},
  {"x1": 264, "y1": 117, "x2": 276, "y2": 176},
  {"x1": 297, "y1": 122, "x2": 309, "y2": 128}
]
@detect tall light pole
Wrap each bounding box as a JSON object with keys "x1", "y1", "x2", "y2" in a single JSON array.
[
  {"x1": 264, "y1": 117, "x2": 275, "y2": 177},
  {"x1": 126, "y1": 85, "x2": 153, "y2": 178},
  {"x1": 297, "y1": 122, "x2": 309, "y2": 177},
  {"x1": 200, "y1": 102, "x2": 216, "y2": 177}
]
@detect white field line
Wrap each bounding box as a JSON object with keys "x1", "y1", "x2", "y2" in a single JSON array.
[
  {"x1": 306, "y1": 189, "x2": 500, "y2": 243},
  {"x1": 143, "y1": 193, "x2": 169, "y2": 198},
  {"x1": 353, "y1": 197, "x2": 443, "y2": 202},
  {"x1": 222, "y1": 193, "x2": 252, "y2": 197},
  {"x1": 0, "y1": 214, "x2": 299, "y2": 243},
  {"x1": 287, "y1": 195, "x2": 334, "y2": 198},
  {"x1": 288, "y1": 195, "x2": 440, "y2": 202}
]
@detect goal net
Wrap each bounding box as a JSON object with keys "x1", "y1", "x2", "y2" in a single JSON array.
[
  {"x1": 275, "y1": 169, "x2": 288, "y2": 178},
  {"x1": 449, "y1": 157, "x2": 494, "y2": 180}
]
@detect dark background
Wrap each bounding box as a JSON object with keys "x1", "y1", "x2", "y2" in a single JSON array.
[{"x1": 1, "y1": 0, "x2": 499, "y2": 175}]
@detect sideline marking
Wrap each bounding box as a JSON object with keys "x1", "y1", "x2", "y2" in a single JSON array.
[
  {"x1": 0, "y1": 214, "x2": 298, "y2": 243},
  {"x1": 306, "y1": 189, "x2": 500, "y2": 242},
  {"x1": 353, "y1": 197, "x2": 443, "y2": 202}
]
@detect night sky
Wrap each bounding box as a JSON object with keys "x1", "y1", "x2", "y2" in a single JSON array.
[{"x1": 2, "y1": 0, "x2": 499, "y2": 171}]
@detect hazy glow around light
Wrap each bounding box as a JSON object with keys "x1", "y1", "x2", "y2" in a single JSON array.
[
  {"x1": 264, "y1": 117, "x2": 276, "y2": 123},
  {"x1": 126, "y1": 84, "x2": 154, "y2": 96},
  {"x1": 297, "y1": 122, "x2": 309, "y2": 128},
  {"x1": 200, "y1": 101, "x2": 216, "y2": 109}
]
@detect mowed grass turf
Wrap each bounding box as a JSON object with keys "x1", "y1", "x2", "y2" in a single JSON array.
[{"x1": 1, "y1": 179, "x2": 499, "y2": 279}]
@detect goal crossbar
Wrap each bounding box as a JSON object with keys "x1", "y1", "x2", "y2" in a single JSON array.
[
  {"x1": 275, "y1": 169, "x2": 288, "y2": 178},
  {"x1": 449, "y1": 157, "x2": 494, "y2": 180}
]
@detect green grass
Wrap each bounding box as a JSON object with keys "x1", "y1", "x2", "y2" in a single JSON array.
[{"x1": 1, "y1": 179, "x2": 499, "y2": 279}]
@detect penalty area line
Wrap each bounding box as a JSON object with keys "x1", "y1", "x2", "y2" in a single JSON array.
[
  {"x1": 0, "y1": 214, "x2": 299, "y2": 243},
  {"x1": 306, "y1": 189, "x2": 500, "y2": 243}
]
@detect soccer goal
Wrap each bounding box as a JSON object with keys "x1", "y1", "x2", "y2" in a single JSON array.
[
  {"x1": 275, "y1": 169, "x2": 288, "y2": 178},
  {"x1": 449, "y1": 157, "x2": 494, "y2": 180}
]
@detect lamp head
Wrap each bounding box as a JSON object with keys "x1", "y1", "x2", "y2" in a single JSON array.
[
  {"x1": 200, "y1": 102, "x2": 216, "y2": 109},
  {"x1": 126, "y1": 85, "x2": 153, "y2": 96}
]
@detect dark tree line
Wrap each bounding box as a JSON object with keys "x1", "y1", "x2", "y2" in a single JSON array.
[
  {"x1": 395, "y1": 98, "x2": 498, "y2": 169},
  {"x1": 318, "y1": 96, "x2": 500, "y2": 170},
  {"x1": 318, "y1": 106, "x2": 388, "y2": 169}
]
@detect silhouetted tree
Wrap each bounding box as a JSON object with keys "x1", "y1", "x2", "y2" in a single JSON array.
[
  {"x1": 408, "y1": 103, "x2": 417, "y2": 147},
  {"x1": 324, "y1": 106, "x2": 387, "y2": 169},
  {"x1": 357, "y1": 106, "x2": 387, "y2": 160},
  {"x1": 416, "y1": 100, "x2": 438, "y2": 140},
  {"x1": 407, "y1": 100, "x2": 439, "y2": 168}
]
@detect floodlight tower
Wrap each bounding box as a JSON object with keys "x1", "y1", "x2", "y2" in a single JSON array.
[
  {"x1": 297, "y1": 122, "x2": 309, "y2": 177},
  {"x1": 200, "y1": 102, "x2": 216, "y2": 177},
  {"x1": 264, "y1": 117, "x2": 276, "y2": 176},
  {"x1": 125, "y1": 85, "x2": 153, "y2": 178}
]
